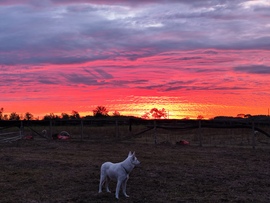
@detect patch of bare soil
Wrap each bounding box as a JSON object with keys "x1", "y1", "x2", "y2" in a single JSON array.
[{"x1": 1, "y1": 140, "x2": 270, "y2": 202}]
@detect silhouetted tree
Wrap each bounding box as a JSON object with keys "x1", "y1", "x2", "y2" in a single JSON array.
[
  {"x1": 3, "y1": 114, "x2": 8, "y2": 120},
  {"x1": 244, "y1": 114, "x2": 251, "y2": 118},
  {"x1": 61, "y1": 113, "x2": 70, "y2": 119},
  {"x1": 150, "y1": 108, "x2": 167, "y2": 119},
  {"x1": 24, "y1": 112, "x2": 33, "y2": 120},
  {"x1": 9, "y1": 112, "x2": 20, "y2": 120},
  {"x1": 112, "y1": 111, "x2": 120, "y2": 117},
  {"x1": 237, "y1": 114, "x2": 245, "y2": 118},
  {"x1": 43, "y1": 113, "x2": 60, "y2": 120},
  {"x1": 0, "y1": 107, "x2": 3, "y2": 120},
  {"x1": 70, "y1": 110, "x2": 80, "y2": 119},
  {"x1": 141, "y1": 112, "x2": 150, "y2": 119},
  {"x1": 93, "y1": 106, "x2": 109, "y2": 117},
  {"x1": 142, "y1": 108, "x2": 167, "y2": 119}
]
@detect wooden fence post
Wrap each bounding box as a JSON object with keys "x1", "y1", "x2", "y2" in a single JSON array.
[
  {"x1": 199, "y1": 120, "x2": 202, "y2": 147},
  {"x1": 20, "y1": 121, "x2": 24, "y2": 138},
  {"x1": 81, "y1": 119, "x2": 84, "y2": 141},
  {"x1": 50, "y1": 120, "x2": 53, "y2": 139},
  {"x1": 154, "y1": 120, "x2": 157, "y2": 144},
  {"x1": 252, "y1": 120, "x2": 256, "y2": 149},
  {"x1": 129, "y1": 119, "x2": 132, "y2": 136},
  {"x1": 115, "y1": 120, "x2": 119, "y2": 138}
]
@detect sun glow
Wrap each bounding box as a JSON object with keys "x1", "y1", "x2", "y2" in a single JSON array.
[{"x1": 104, "y1": 95, "x2": 218, "y2": 119}]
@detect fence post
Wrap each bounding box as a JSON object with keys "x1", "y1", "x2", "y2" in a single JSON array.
[
  {"x1": 81, "y1": 119, "x2": 84, "y2": 141},
  {"x1": 115, "y1": 120, "x2": 119, "y2": 138},
  {"x1": 154, "y1": 120, "x2": 157, "y2": 144},
  {"x1": 50, "y1": 120, "x2": 53, "y2": 139},
  {"x1": 198, "y1": 120, "x2": 202, "y2": 147},
  {"x1": 252, "y1": 120, "x2": 256, "y2": 149},
  {"x1": 20, "y1": 121, "x2": 24, "y2": 138},
  {"x1": 129, "y1": 119, "x2": 132, "y2": 136}
]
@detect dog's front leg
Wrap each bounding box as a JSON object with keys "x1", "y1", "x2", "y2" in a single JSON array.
[{"x1": 122, "y1": 178, "x2": 129, "y2": 197}]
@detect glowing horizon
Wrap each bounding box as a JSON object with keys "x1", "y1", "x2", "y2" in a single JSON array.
[{"x1": 1, "y1": 1, "x2": 270, "y2": 120}]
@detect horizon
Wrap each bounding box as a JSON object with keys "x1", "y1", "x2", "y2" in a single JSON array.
[
  {"x1": 0, "y1": 106, "x2": 269, "y2": 120},
  {"x1": 1, "y1": 0, "x2": 270, "y2": 119}
]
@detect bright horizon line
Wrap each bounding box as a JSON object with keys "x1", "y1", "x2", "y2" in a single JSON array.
[{"x1": 1, "y1": 105, "x2": 270, "y2": 120}]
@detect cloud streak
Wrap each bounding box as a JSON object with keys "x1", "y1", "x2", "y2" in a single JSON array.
[{"x1": 234, "y1": 65, "x2": 270, "y2": 74}]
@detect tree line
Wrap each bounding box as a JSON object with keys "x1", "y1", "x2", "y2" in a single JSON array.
[
  {"x1": 0, "y1": 106, "x2": 108, "y2": 121},
  {"x1": 0, "y1": 106, "x2": 169, "y2": 121},
  {"x1": 0, "y1": 106, "x2": 268, "y2": 121}
]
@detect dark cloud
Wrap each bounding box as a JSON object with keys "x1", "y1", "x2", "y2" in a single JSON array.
[
  {"x1": 95, "y1": 69, "x2": 113, "y2": 79},
  {"x1": 48, "y1": 0, "x2": 200, "y2": 6},
  {"x1": 137, "y1": 79, "x2": 193, "y2": 91},
  {"x1": 110, "y1": 79, "x2": 148, "y2": 87},
  {"x1": 234, "y1": 65, "x2": 270, "y2": 74},
  {"x1": 0, "y1": 0, "x2": 270, "y2": 66},
  {"x1": 38, "y1": 77, "x2": 59, "y2": 85},
  {"x1": 204, "y1": 50, "x2": 218, "y2": 55},
  {"x1": 48, "y1": 0, "x2": 246, "y2": 8},
  {"x1": 135, "y1": 75, "x2": 253, "y2": 92},
  {"x1": 63, "y1": 73, "x2": 101, "y2": 85},
  {"x1": 152, "y1": 82, "x2": 249, "y2": 92},
  {"x1": 59, "y1": 68, "x2": 114, "y2": 86},
  {"x1": 183, "y1": 68, "x2": 226, "y2": 73}
]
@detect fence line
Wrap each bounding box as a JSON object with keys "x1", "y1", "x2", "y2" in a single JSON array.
[
  {"x1": 0, "y1": 118, "x2": 270, "y2": 148},
  {"x1": 0, "y1": 124, "x2": 23, "y2": 143}
]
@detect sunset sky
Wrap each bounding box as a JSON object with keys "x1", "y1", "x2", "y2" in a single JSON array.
[{"x1": 1, "y1": 0, "x2": 270, "y2": 119}]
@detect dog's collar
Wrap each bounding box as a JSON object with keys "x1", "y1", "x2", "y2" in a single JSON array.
[{"x1": 122, "y1": 165, "x2": 130, "y2": 174}]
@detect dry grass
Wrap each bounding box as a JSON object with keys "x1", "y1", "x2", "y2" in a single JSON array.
[{"x1": 1, "y1": 139, "x2": 270, "y2": 202}]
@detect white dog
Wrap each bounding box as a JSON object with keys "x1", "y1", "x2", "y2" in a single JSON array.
[{"x1": 98, "y1": 151, "x2": 140, "y2": 199}]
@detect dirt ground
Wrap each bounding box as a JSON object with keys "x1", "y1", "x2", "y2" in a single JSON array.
[{"x1": 1, "y1": 139, "x2": 270, "y2": 203}]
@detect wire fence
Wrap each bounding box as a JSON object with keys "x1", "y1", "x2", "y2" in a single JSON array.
[
  {"x1": 0, "y1": 118, "x2": 270, "y2": 149},
  {"x1": 0, "y1": 125, "x2": 22, "y2": 143}
]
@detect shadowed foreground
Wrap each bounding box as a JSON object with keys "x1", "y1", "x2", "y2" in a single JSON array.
[{"x1": 1, "y1": 140, "x2": 270, "y2": 202}]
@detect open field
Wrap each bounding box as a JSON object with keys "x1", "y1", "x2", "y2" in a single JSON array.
[{"x1": 1, "y1": 139, "x2": 270, "y2": 203}]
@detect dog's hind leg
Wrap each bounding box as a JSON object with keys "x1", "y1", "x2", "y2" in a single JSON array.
[
  {"x1": 99, "y1": 173, "x2": 106, "y2": 193},
  {"x1": 105, "y1": 177, "x2": 111, "y2": 193}
]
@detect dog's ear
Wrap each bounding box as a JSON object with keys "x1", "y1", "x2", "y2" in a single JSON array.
[
  {"x1": 133, "y1": 152, "x2": 136, "y2": 156},
  {"x1": 128, "y1": 151, "x2": 132, "y2": 156}
]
